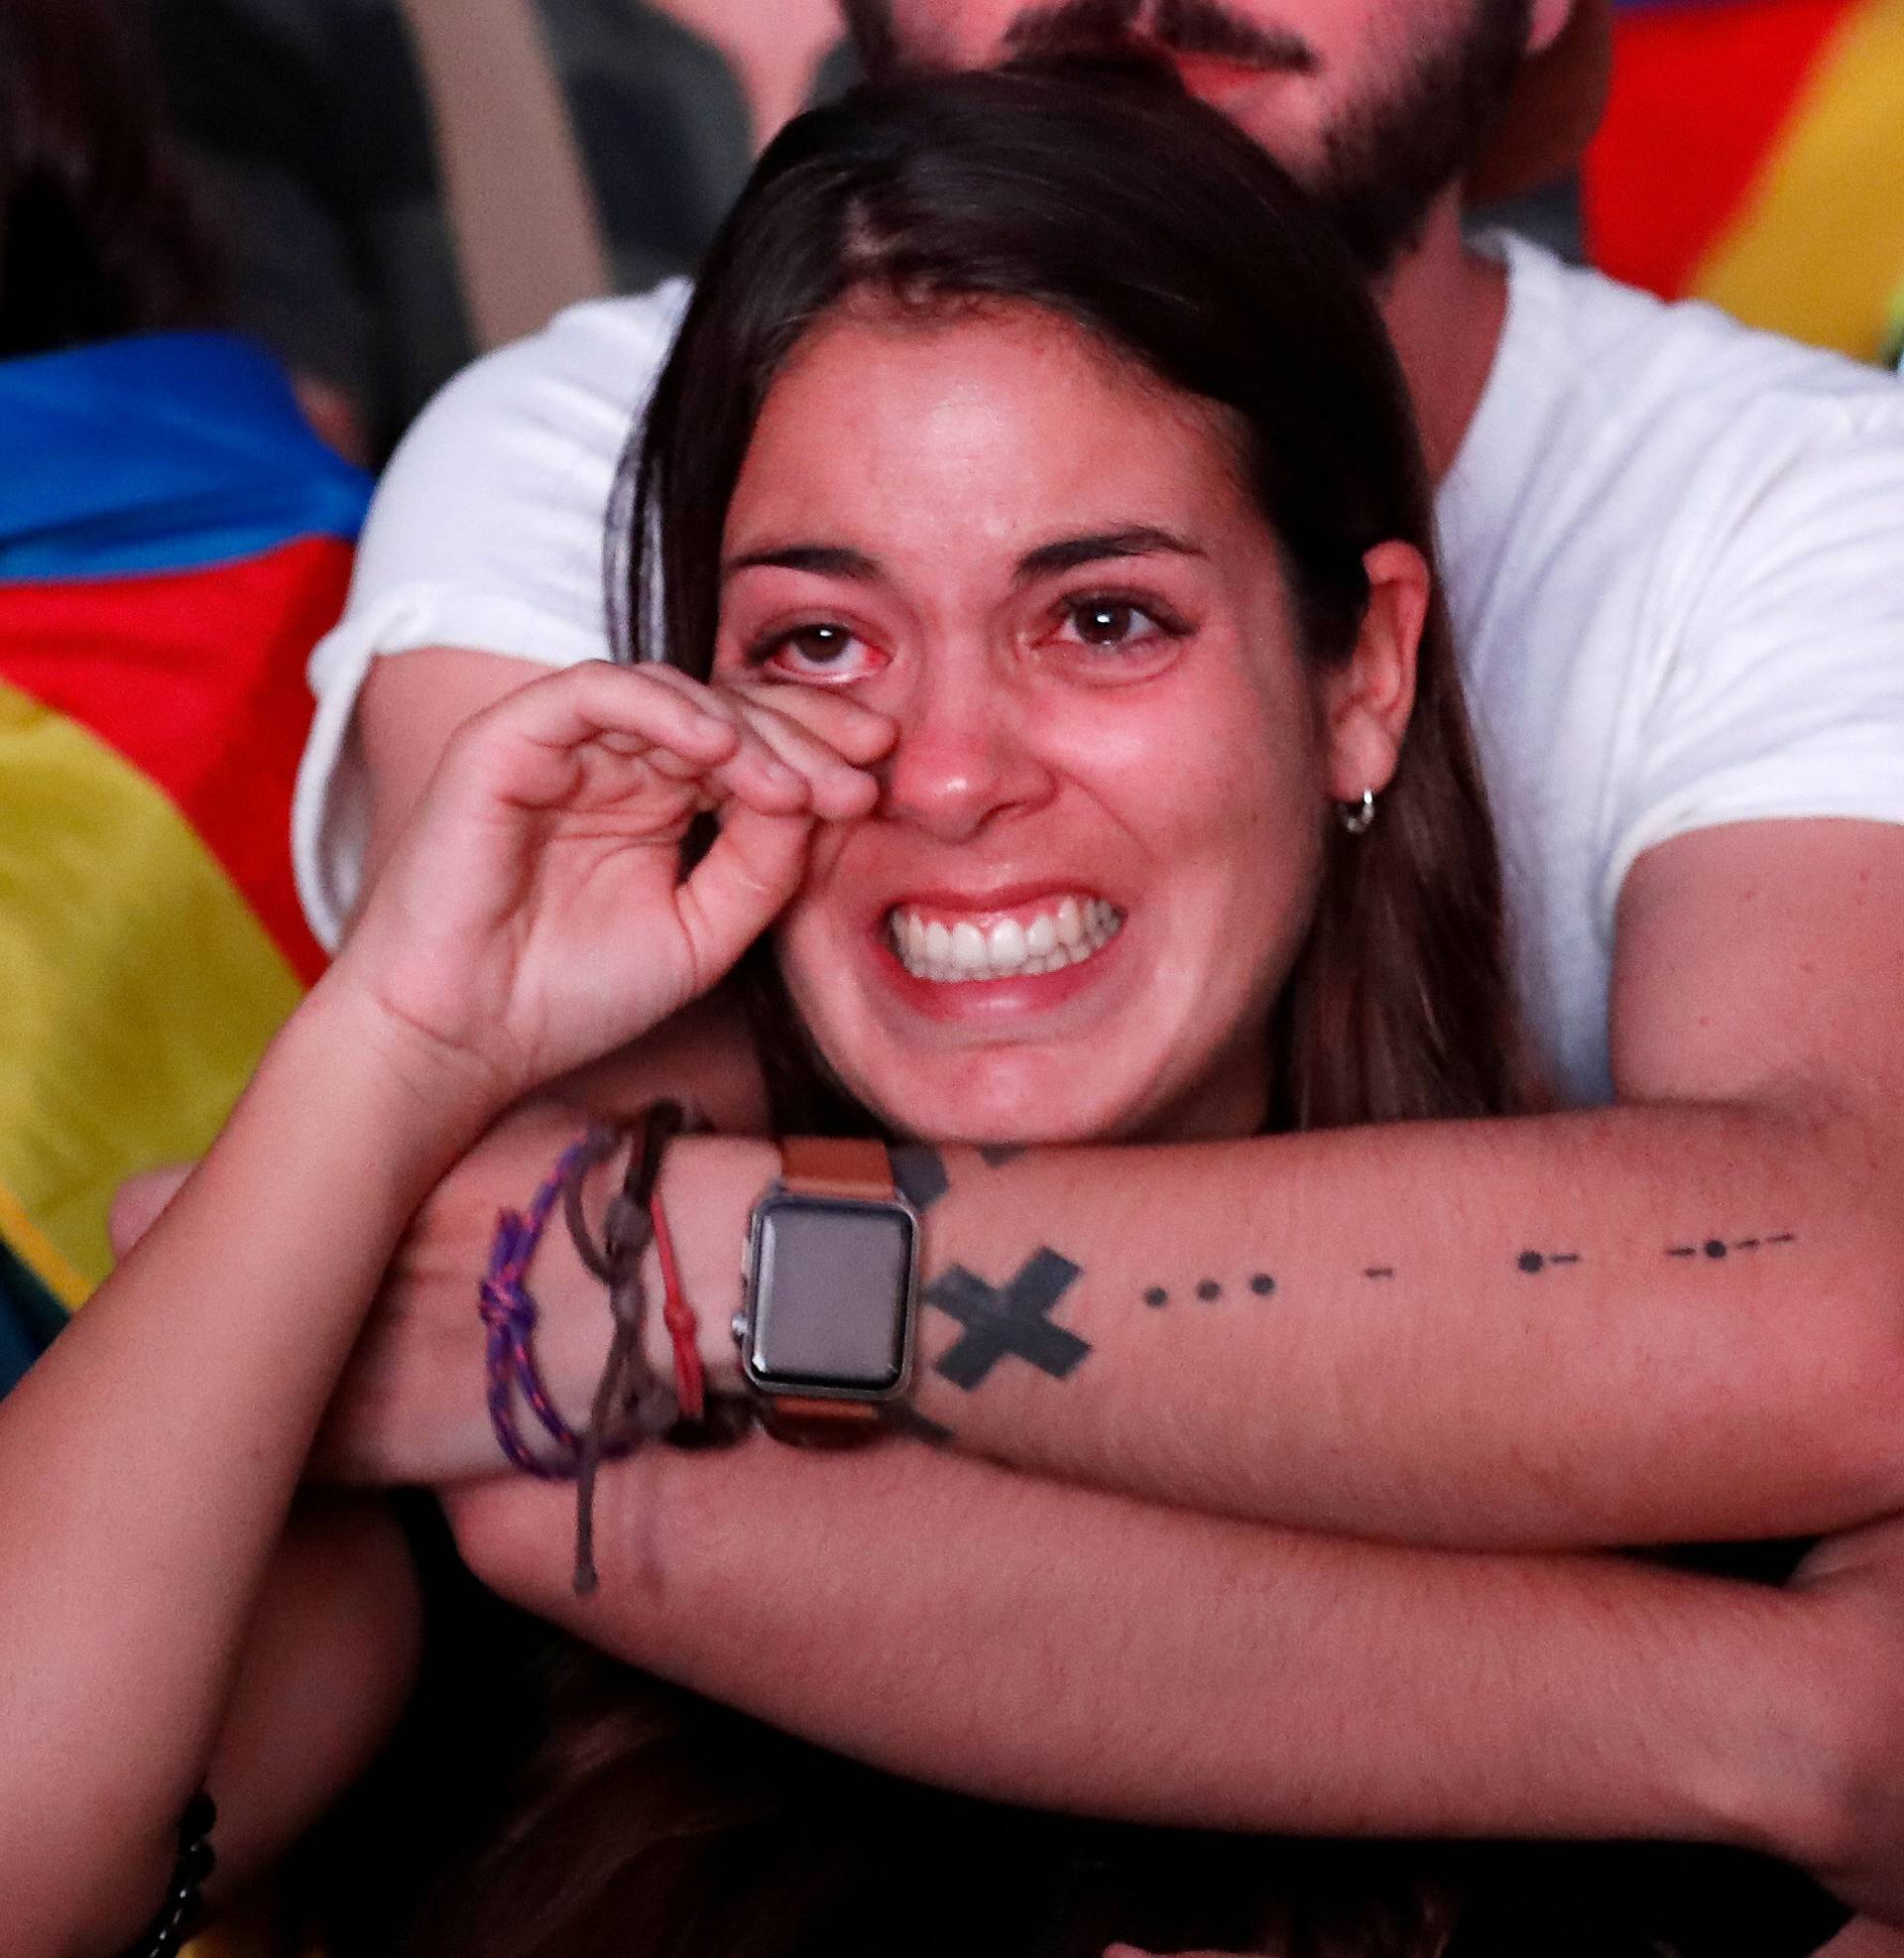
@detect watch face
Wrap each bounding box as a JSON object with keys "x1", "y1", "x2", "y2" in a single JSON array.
[{"x1": 745, "y1": 1192, "x2": 916, "y2": 1395}]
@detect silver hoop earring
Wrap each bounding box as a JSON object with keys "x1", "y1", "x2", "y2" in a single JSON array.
[{"x1": 1338, "y1": 788, "x2": 1376, "y2": 836}]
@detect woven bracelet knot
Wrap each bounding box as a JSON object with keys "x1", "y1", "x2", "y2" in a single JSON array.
[{"x1": 481, "y1": 1106, "x2": 704, "y2": 1590}]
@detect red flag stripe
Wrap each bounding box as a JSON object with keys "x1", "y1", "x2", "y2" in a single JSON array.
[
  {"x1": 0, "y1": 537, "x2": 351, "y2": 983},
  {"x1": 1585, "y1": 0, "x2": 1855, "y2": 298}
]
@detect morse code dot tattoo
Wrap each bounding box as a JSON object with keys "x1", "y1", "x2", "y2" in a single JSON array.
[
  {"x1": 1250, "y1": 1272, "x2": 1276, "y2": 1296},
  {"x1": 1667, "y1": 1231, "x2": 1797, "y2": 1261},
  {"x1": 1195, "y1": 1279, "x2": 1222, "y2": 1302},
  {"x1": 1143, "y1": 1286, "x2": 1169, "y2": 1309}
]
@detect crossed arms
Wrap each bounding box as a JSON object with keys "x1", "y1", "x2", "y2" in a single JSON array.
[
  {"x1": 14, "y1": 639, "x2": 1901, "y2": 1953},
  {"x1": 321, "y1": 648, "x2": 1904, "y2": 1924}
]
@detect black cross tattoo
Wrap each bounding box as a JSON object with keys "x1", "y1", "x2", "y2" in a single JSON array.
[
  {"x1": 890, "y1": 1145, "x2": 950, "y2": 1214},
  {"x1": 925, "y1": 1249, "x2": 1091, "y2": 1390}
]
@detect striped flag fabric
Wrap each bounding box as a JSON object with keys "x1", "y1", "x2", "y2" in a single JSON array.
[
  {"x1": 0, "y1": 330, "x2": 368, "y2": 1383},
  {"x1": 1584, "y1": 0, "x2": 1904, "y2": 364}
]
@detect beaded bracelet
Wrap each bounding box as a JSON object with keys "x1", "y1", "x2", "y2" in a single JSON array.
[{"x1": 121, "y1": 1789, "x2": 215, "y2": 1958}]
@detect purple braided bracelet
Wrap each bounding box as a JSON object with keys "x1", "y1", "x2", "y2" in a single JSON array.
[{"x1": 480, "y1": 1131, "x2": 611, "y2": 1478}]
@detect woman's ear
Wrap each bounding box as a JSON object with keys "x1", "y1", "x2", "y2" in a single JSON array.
[{"x1": 1319, "y1": 540, "x2": 1428, "y2": 805}]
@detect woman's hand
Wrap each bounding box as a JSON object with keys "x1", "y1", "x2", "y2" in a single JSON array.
[{"x1": 327, "y1": 661, "x2": 893, "y2": 1110}]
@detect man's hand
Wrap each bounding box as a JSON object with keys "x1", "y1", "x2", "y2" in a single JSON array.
[{"x1": 1785, "y1": 1515, "x2": 1904, "y2": 1924}]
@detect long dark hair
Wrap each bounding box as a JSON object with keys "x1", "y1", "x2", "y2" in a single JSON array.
[
  {"x1": 0, "y1": 0, "x2": 222, "y2": 356},
  {"x1": 622, "y1": 59, "x2": 1521, "y2": 1139},
  {"x1": 406, "y1": 65, "x2": 1527, "y2": 1958}
]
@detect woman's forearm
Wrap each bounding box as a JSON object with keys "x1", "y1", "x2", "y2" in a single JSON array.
[
  {"x1": 327, "y1": 1075, "x2": 1904, "y2": 1551},
  {"x1": 445, "y1": 1435, "x2": 1847, "y2": 1868},
  {"x1": 659, "y1": 1109, "x2": 1904, "y2": 1551},
  {"x1": 0, "y1": 985, "x2": 478, "y2": 1950},
  {"x1": 344, "y1": 1107, "x2": 1871, "y2": 1543}
]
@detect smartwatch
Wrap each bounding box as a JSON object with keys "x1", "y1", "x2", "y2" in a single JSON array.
[{"x1": 734, "y1": 1137, "x2": 919, "y2": 1432}]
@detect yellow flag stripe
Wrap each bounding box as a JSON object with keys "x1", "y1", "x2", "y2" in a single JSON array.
[
  {"x1": 0, "y1": 1175, "x2": 91, "y2": 1308},
  {"x1": 1692, "y1": 0, "x2": 1904, "y2": 359},
  {"x1": 0, "y1": 680, "x2": 303, "y2": 1294}
]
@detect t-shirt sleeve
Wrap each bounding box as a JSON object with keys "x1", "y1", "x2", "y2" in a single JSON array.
[
  {"x1": 1601, "y1": 391, "x2": 1904, "y2": 915},
  {"x1": 292, "y1": 283, "x2": 690, "y2": 947}
]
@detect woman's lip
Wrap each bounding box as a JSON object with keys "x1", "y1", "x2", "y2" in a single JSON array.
[{"x1": 876, "y1": 882, "x2": 1111, "y2": 923}]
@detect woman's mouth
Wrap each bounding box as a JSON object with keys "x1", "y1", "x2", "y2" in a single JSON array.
[{"x1": 886, "y1": 894, "x2": 1124, "y2": 983}]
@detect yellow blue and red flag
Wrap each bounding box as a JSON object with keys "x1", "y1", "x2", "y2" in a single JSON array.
[{"x1": 0, "y1": 331, "x2": 368, "y2": 1384}]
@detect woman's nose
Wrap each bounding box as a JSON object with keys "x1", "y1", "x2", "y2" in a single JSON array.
[{"x1": 877, "y1": 669, "x2": 1056, "y2": 841}]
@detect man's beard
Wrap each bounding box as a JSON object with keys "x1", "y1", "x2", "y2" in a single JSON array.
[
  {"x1": 1312, "y1": 0, "x2": 1532, "y2": 273},
  {"x1": 839, "y1": 0, "x2": 1534, "y2": 277}
]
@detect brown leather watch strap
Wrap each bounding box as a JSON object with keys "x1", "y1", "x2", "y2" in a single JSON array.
[
  {"x1": 780, "y1": 1136, "x2": 894, "y2": 1200},
  {"x1": 756, "y1": 1137, "x2": 903, "y2": 1441}
]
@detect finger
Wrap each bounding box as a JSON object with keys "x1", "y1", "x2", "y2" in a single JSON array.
[
  {"x1": 451, "y1": 664, "x2": 824, "y2": 829},
  {"x1": 720, "y1": 673, "x2": 899, "y2": 767},
  {"x1": 568, "y1": 667, "x2": 838, "y2": 815},
  {"x1": 727, "y1": 696, "x2": 882, "y2": 822},
  {"x1": 672, "y1": 802, "x2": 815, "y2": 985},
  {"x1": 447, "y1": 662, "x2": 741, "y2": 806},
  {"x1": 694, "y1": 732, "x2": 816, "y2": 816}
]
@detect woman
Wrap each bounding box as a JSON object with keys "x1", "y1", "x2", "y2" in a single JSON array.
[
  {"x1": 1, "y1": 62, "x2": 1891, "y2": 1958},
  {"x1": 381, "y1": 65, "x2": 1873, "y2": 1958},
  {"x1": 358, "y1": 57, "x2": 1520, "y2": 1958}
]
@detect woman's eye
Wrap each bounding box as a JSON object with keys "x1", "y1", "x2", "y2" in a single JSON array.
[
  {"x1": 752, "y1": 623, "x2": 887, "y2": 682},
  {"x1": 1054, "y1": 595, "x2": 1186, "y2": 654}
]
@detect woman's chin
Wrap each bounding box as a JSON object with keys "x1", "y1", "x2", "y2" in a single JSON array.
[{"x1": 849, "y1": 1053, "x2": 1178, "y2": 1151}]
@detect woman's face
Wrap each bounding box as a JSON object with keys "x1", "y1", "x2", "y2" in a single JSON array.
[{"x1": 714, "y1": 301, "x2": 1393, "y2": 1145}]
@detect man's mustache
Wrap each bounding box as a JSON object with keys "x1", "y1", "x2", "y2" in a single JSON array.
[{"x1": 1003, "y1": 0, "x2": 1319, "y2": 74}]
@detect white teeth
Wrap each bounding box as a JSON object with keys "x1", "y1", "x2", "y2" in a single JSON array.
[
  {"x1": 889, "y1": 896, "x2": 1123, "y2": 983},
  {"x1": 950, "y1": 920, "x2": 988, "y2": 973},
  {"x1": 988, "y1": 918, "x2": 1027, "y2": 968}
]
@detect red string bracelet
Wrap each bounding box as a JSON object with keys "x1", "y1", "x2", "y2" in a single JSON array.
[{"x1": 649, "y1": 1180, "x2": 703, "y2": 1422}]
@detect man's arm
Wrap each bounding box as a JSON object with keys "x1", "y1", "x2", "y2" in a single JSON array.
[
  {"x1": 354, "y1": 646, "x2": 555, "y2": 899},
  {"x1": 875, "y1": 817, "x2": 1904, "y2": 1546},
  {"x1": 327, "y1": 817, "x2": 1904, "y2": 1550},
  {"x1": 440, "y1": 1427, "x2": 1904, "y2": 1923}
]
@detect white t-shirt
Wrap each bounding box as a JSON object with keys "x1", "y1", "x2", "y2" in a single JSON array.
[{"x1": 294, "y1": 239, "x2": 1904, "y2": 1108}]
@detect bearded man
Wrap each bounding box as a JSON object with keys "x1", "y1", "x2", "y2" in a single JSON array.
[{"x1": 238, "y1": 3, "x2": 1904, "y2": 1948}]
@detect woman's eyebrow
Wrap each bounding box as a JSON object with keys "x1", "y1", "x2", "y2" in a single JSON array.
[
  {"x1": 721, "y1": 543, "x2": 880, "y2": 583},
  {"x1": 1015, "y1": 528, "x2": 1203, "y2": 581},
  {"x1": 720, "y1": 527, "x2": 1202, "y2": 586}
]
